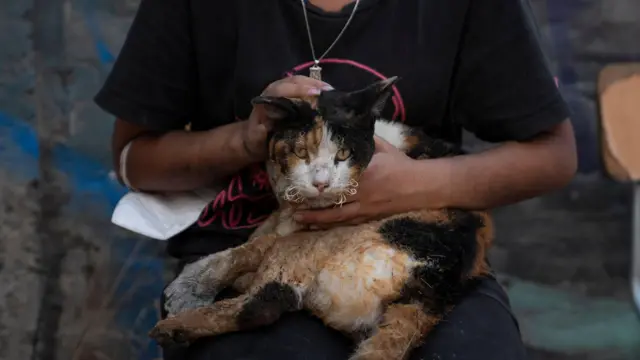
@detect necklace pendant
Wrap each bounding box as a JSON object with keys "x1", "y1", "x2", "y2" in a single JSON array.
[{"x1": 309, "y1": 64, "x2": 322, "y2": 81}]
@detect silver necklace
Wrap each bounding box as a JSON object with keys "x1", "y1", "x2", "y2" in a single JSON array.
[{"x1": 300, "y1": 0, "x2": 361, "y2": 81}]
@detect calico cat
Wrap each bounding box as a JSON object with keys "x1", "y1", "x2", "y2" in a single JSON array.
[{"x1": 149, "y1": 77, "x2": 494, "y2": 360}]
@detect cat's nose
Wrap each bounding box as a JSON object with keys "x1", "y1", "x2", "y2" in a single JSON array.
[{"x1": 312, "y1": 181, "x2": 329, "y2": 192}]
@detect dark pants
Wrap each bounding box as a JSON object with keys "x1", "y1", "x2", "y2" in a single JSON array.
[{"x1": 161, "y1": 264, "x2": 526, "y2": 360}]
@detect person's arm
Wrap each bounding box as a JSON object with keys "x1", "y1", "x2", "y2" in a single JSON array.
[
  {"x1": 98, "y1": 0, "x2": 329, "y2": 192},
  {"x1": 111, "y1": 120, "x2": 255, "y2": 192},
  {"x1": 292, "y1": 0, "x2": 576, "y2": 226},
  {"x1": 95, "y1": 0, "x2": 248, "y2": 192},
  {"x1": 408, "y1": 0, "x2": 576, "y2": 210},
  {"x1": 408, "y1": 120, "x2": 576, "y2": 210}
]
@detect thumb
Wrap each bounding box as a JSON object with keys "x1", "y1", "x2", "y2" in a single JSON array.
[
  {"x1": 373, "y1": 136, "x2": 397, "y2": 153},
  {"x1": 260, "y1": 118, "x2": 274, "y2": 132},
  {"x1": 251, "y1": 109, "x2": 275, "y2": 132}
]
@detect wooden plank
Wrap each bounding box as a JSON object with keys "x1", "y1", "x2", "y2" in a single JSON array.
[{"x1": 598, "y1": 63, "x2": 640, "y2": 181}]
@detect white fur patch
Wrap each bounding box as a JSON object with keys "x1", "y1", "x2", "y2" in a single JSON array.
[
  {"x1": 310, "y1": 245, "x2": 419, "y2": 332},
  {"x1": 374, "y1": 120, "x2": 410, "y2": 151},
  {"x1": 362, "y1": 247, "x2": 398, "y2": 287}
]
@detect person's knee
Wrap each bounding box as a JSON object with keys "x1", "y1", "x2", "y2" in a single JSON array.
[
  {"x1": 412, "y1": 294, "x2": 526, "y2": 360},
  {"x1": 180, "y1": 311, "x2": 352, "y2": 360}
]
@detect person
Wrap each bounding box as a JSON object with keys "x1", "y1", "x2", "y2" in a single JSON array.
[{"x1": 95, "y1": 0, "x2": 577, "y2": 359}]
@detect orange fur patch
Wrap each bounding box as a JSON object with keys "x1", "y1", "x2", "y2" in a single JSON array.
[
  {"x1": 351, "y1": 303, "x2": 440, "y2": 360},
  {"x1": 404, "y1": 135, "x2": 420, "y2": 152}
]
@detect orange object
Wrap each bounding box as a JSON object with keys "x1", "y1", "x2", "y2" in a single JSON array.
[{"x1": 599, "y1": 63, "x2": 640, "y2": 315}]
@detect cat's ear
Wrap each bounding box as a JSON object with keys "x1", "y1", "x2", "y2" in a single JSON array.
[
  {"x1": 345, "y1": 76, "x2": 400, "y2": 119},
  {"x1": 251, "y1": 96, "x2": 298, "y2": 120},
  {"x1": 367, "y1": 76, "x2": 400, "y2": 117}
]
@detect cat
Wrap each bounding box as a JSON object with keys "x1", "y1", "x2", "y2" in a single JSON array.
[{"x1": 149, "y1": 77, "x2": 494, "y2": 360}]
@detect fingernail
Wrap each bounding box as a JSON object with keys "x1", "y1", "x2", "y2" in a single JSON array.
[
  {"x1": 322, "y1": 85, "x2": 334, "y2": 91},
  {"x1": 307, "y1": 88, "x2": 321, "y2": 95}
]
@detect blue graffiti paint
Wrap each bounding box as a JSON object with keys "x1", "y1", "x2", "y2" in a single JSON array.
[
  {"x1": 81, "y1": 1, "x2": 116, "y2": 65},
  {"x1": 0, "y1": 111, "x2": 163, "y2": 359},
  {"x1": 94, "y1": 40, "x2": 116, "y2": 65},
  {"x1": 0, "y1": 112, "x2": 123, "y2": 207}
]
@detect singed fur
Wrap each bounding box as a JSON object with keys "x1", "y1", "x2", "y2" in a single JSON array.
[{"x1": 150, "y1": 78, "x2": 494, "y2": 360}]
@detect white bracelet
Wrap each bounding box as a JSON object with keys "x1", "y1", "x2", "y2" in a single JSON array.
[{"x1": 119, "y1": 140, "x2": 138, "y2": 191}]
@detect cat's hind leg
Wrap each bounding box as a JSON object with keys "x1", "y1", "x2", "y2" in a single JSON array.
[
  {"x1": 349, "y1": 303, "x2": 440, "y2": 360},
  {"x1": 164, "y1": 234, "x2": 278, "y2": 316},
  {"x1": 152, "y1": 281, "x2": 302, "y2": 346}
]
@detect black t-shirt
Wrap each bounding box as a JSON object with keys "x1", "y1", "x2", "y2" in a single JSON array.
[{"x1": 95, "y1": 0, "x2": 570, "y2": 260}]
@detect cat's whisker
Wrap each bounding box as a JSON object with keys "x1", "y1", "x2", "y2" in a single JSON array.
[
  {"x1": 342, "y1": 179, "x2": 359, "y2": 198},
  {"x1": 420, "y1": 278, "x2": 433, "y2": 289},
  {"x1": 292, "y1": 192, "x2": 305, "y2": 203},
  {"x1": 333, "y1": 193, "x2": 349, "y2": 207},
  {"x1": 283, "y1": 185, "x2": 303, "y2": 202},
  {"x1": 285, "y1": 185, "x2": 308, "y2": 204}
]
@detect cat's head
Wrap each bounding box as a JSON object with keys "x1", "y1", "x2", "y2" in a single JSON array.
[{"x1": 252, "y1": 77, "x2": 399, "y2": 205}]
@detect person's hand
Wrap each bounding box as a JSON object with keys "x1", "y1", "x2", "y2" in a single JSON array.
[
  {"x1": 293, "y1": 137, "x2": 423, "y2": 227},
  {"x1": 241, "y1": 76, "x2": 332, "y2": 161}
]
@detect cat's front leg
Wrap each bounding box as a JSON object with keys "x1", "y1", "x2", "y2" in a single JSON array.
[
  {"x1": 151, "y1": 293, "x2": 252, "y2": 345},
  {"x1": 349, "y1": 303, "x2": 441, "y2": 360},
  {"x1": 163, "y1": 252, "x2": 229, "y2": 316},
  {"x1": 164, "y1": 234, "x2": 278, "y2": 316},
  {"x1": 152, "y1": 281, "x2": 303, "y2": 346}
]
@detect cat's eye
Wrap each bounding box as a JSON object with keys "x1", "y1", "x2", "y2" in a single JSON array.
[
  {"x1": 335, "y1": 148, "x2": 351, "y2": 161},
  {"x1": 294, "y1": 147, "x2": 308, "y2": 159}
]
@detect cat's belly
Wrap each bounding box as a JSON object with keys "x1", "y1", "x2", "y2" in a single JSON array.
[{"x1": 306, "y1": 243, "x2": 419, "y2": 332}]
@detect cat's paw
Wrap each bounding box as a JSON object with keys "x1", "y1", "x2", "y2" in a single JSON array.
[
  {"x1": 164, "y1": 285, "x2": 214, "y2": 317},
  {"x1": 164, "y1": 272, "x2": 214, "y2": 316},
  {"x1": 164, "y1": 252, "x2": 232, "y2": 316},
  {"x1": 149, "y1": 318, "x2": 194, "y2": 346}
]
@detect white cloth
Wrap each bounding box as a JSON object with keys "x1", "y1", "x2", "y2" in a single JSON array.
[{"x1": 111, "y1": 189, "x2": 219, "y2": 241}]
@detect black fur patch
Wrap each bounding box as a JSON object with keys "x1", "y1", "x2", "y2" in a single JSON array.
[
  {"x1": 327, "y1": 123, "x2": 375, "y2": 170},
  {"x1": 267, "y1": 101, "x2": 317, "y2": 144},
  {"x1": 378, "y1": 211, "x2": 484, "y2": 312},
  {"x1": 266, "y1": 101, "x2": 317, "y2": 174},
  {"x1": 236, "y1": 282, "x2": 299, "y2": 329},
  {"x1": 318, "y1": 91, "x2": 377, "y2": 169},
  {"x1": 405, "y1": 128, "x2": 465, "y2": 160}
]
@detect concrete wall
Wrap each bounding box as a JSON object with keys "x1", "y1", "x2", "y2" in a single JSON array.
[
  {"x1": 0, "y1": 0, "x2": 639, "y2": 359},
  {"x1": 1, "y1": 1, "x2": 165, "y2": 359}
]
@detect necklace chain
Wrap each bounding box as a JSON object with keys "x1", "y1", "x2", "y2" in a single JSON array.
[{"x1": 300, "y1": 0, "x2": 360, "y2": 79}]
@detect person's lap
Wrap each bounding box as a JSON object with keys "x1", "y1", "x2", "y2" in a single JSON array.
[{"x1": 162, "y1": 277, "x2": 526, "y2": 360}]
